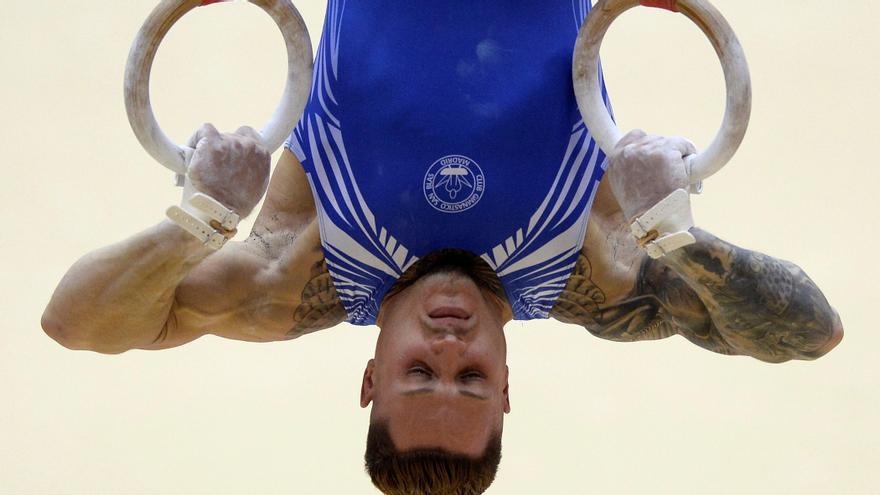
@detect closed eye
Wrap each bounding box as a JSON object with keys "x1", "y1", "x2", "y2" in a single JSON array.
[
  {"x1": 459, "y1": 370, "x2": 484, "y2": 382},
  {"x1": 407, "y1": 363, "x2": 433, "y2": 378}
]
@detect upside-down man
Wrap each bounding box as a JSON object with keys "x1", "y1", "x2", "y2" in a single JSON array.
[{"x1": 42, "y1": 1, "x2": 842, "y2": 494}]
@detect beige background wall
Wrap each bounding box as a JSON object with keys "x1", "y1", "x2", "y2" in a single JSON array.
[{"x1": 1, "y1": 1, "x2": 877, "y2": 493}]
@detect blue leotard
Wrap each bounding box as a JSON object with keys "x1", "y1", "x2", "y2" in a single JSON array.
[{"x1": 286, "y1": 0, "x2": 611, "y2": 325}]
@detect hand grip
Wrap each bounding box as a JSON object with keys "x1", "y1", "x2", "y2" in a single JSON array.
[
  {"x1": 124, "y1": 0, "x2": 313, "y2": 175},
  {"x1": 573, "y1": 0, "x2": 752, "y2": 184}
]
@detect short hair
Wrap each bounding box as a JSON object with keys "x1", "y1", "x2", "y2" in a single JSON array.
[{"x1": 365, "y1": 421, "x2": 502, "y2": 495}]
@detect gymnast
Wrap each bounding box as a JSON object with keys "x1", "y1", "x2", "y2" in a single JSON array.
[{"x1": 42, "y1": 1, "x2": 843, "y2": 494}]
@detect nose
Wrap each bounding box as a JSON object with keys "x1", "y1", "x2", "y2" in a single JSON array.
[{"x1": 430, "y1": 333, "x2": 467, "y2": 358}]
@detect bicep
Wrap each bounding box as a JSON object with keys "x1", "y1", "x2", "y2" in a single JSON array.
[{"x1": 137, "y1": 241, "x2": 291, "y2": 349}]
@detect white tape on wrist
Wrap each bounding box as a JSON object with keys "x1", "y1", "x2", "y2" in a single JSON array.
[
  {"x1": 166, "y1": 193, "x2": 240, "y2": 250},
  {"x1": 630, "y1": 189, "x2": 696, "y2": 259}
]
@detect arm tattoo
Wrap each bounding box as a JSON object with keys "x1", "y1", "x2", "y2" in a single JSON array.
[
  {"x1": 551, "y1": 254, "x2": 672, "y2": 341},
  {"x1": 552, "y1": 229, "x2": 838, "y2": 362},
  {"x1": 551, "y1": 253, "x2": 736, "y2": 355},
  {"x1": 663, "y1": 228, "x2": 840, "y2": 362},
  {"x1": 288, "y1": 260, "x2": 346, "y2": 338}
]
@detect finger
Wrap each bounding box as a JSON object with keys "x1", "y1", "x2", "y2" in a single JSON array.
[
  {"x1": 613, "y1": 129, "x2": 648, "y2": 152},
  {"x1": 667, "y1": 136, "x2": 698, "y2": 157},
  {"x1": 186, "y1": 123, "x2": 221, "y2": 149},
  {"x1": 234, "y1": 125, "x2": 263, "y2": 142}
]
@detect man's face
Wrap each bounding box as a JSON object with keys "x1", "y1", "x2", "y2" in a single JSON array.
[{"x1": 360, "y1": 268, "x2": 512, "y2": 458}]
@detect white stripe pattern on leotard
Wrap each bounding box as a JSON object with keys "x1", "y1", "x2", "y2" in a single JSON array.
[
  {"x1": 479, "y1": 2, "x2": 613, "y2": 319},
  {"x1": 286, "y1": 0, "x2": 612, "y2": 324},
  {"x1": 287, "y1": 0, "x2": 418, "y2": 324}
]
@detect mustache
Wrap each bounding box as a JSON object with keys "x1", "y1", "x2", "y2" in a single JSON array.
[{"x1": 384, "y1": 249, "x2": 505, "y2": 303}]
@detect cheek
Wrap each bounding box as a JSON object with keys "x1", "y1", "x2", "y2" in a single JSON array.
[
  {"x1": 479, "y1": 331, "x2": 507, "y2": 360},
  {"x1": 377, "y1": 307, "x2": 420, "y2": 340},
  {"x1": 470, "y1": 341, "x2": 506, "y2": 379}
]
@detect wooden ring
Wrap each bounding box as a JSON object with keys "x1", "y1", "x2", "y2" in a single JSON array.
[
  {"x1": 573, "y1": 0, "x2": 752, "y2": 183},
  {"x1": 124, "y1": 0, "x2": 313, "y2": 175}
]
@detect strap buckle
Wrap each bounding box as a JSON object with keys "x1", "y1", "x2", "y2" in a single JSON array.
[
  {"x1": 166, "y1": 193, "x2": 240, "y2": 250},
  {"x1": 630, "y1": 189, "x2": 696, "y2": 259}
]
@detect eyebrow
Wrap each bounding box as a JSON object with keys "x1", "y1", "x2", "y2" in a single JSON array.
[{"x1": 401, "y1": 387, "x2": 488, "y2": 401}]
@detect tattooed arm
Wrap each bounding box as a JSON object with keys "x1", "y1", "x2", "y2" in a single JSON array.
[
  {"x1": 659, "y1": 228, "x2": 842, "y2": 362},
  {"x1": 552, "y1": 181, "x2": 842, "y2": 363}
]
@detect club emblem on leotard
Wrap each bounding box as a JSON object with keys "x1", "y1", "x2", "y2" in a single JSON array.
[{"x1": 423, "y1": 155, "x2": 486, "y2": 214}]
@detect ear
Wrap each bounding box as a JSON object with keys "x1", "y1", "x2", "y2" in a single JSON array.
[
  {"x1": 502, "y1": 365, "x2": 511, "y2": 414},
  {"x1": 360, "y1": 359, "x2": 376, "y2": 408}
]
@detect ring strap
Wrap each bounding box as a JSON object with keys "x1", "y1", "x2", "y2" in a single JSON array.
[{"x1": 640, "y1": 0, "x2": 679, "y2": 12}]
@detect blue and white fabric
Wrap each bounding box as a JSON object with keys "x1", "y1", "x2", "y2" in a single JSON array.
[{"x1": 286, "y1": 0, "x2": 612, "y2": 325}]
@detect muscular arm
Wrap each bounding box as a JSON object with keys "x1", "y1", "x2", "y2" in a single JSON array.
[
  {"x1": 42, "y1": 150, "x2": 345, "y2": 354},
  {"x1": 551, "y1": 181, "x2": 842, "y2": 363},
  {"x1": 660, "y1": 228, "x2": 842, "y2": 362}
]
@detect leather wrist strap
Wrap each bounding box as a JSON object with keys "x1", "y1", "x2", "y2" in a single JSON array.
[
  {"x1": 630, "y1": 189, "x2": 696, "y2": 259},
  {"x1": 166, "y1": 193, "x2": 240, "y2": 250}
]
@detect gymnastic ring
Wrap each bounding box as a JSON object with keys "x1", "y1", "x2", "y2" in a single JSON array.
[
  {"x1": 124, "y1": 0, "x2": 313, "y2": 177},
  {"x1": 573, "y1": 0, "x2": 751, "y2": 184}
]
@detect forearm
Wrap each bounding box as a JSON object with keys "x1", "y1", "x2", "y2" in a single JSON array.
[
  {"x1": 42, "y1": 221, "x2": 214, "y2": 354},
  {"x1": 660, "y1": 228, "x2": 843, "y2": 363}
]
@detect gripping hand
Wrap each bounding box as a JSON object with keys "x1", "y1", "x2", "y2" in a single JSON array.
[
  {"x1": 166, "y1": 123, "x2": 271, "y2": 249},
  {"x1": 608, "y1": 130, "x2": 697, "y2": 259}
]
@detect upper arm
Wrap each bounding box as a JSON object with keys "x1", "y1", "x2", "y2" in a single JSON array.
[{"x1": 142, "y1": 149, "x2": 345, "y2": 349}]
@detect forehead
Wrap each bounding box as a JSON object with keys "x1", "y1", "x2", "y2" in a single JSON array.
[
  {"x1": 382, "y1": 394, "x2": 499, "y2": 455},
  {"x1": 382, "y1": 379, "x2": 500, "y2": 425}
]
